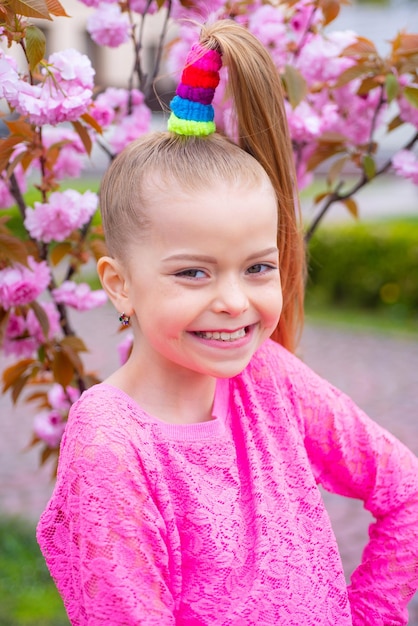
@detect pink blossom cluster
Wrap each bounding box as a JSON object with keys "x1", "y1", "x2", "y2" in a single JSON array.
[
  {"x1": 24, "y1": 189, "x2": 98, "y2": 243},
  {"x1": 0, "y1": 257, "x2": 51, "y2": 309},
  {"x1": 87, "y1": 4, "x2": 130, "y2": 48},
  {"x1": 392, "y1": 150, "x2": 418, "y2": 185},
  {"x1": 92, "y1": 88, "x2": 152, "y2": 153},
  {"x1": 52, "y1": 281, "x2": 108, "y2": 311},
  {"x1": 3, "y1": 302, "x2": 60, "y2": 358},
  {"x1": 33, "y1": 383, "x2": 80, "y2": 447},
  {"x1": 40, "y1": 127, "x2": 87, "y2": 180},
  {"x1": 2, "y1": 49, "x2": 94, "y2": 126}
]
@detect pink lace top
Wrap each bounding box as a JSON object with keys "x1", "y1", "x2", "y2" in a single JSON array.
[{"x1": 37, "y1": 339, "x2": 418, "y2": 625}]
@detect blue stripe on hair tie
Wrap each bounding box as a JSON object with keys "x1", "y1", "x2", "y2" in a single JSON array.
[{"x1": 170, "y1": 95, "x2": 214, "y2": 123}]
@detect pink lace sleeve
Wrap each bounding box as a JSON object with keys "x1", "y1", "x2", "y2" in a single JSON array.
[
  {"x1": 282, "y1": 350, "x2": 418, "y2": 625},
  {"x1": 37, "y1": 392, "x2": 177, "y2": 626}
]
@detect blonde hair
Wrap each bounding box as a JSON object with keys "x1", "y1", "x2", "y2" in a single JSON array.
[{"x1": 100, "y1": 20, "x2": 305, "y2": 352}]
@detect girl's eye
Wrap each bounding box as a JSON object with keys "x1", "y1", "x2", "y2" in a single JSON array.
[
  {"x1": 176, "y1": 269, "x2": 206, "y2": 279},
  {"x1": 246, "y1": 263, "x2": 274, "y2": 274}
]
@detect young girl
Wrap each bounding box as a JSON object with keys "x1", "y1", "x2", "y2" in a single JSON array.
[{"x1": 37, "y1": 20, "x2": 418, "y2": 626}]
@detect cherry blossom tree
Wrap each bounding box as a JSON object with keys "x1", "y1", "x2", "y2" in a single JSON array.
[{"x1": 0, "y1": 0, "x2": 417, "y2": 464}]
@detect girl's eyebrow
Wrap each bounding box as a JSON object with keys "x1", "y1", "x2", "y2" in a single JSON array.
[{"x1": 162, "y1": 247, "x2": 278, "y2": 264}]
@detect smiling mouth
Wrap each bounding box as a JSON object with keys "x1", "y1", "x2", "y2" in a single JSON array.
[{"x1": 193, "y1": 327, "x2": 248, "y2": 342}]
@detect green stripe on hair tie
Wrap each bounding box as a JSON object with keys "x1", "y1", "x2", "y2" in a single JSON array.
[{"x1": 167, "y1": 113, "x2": 216, "y2": 136}]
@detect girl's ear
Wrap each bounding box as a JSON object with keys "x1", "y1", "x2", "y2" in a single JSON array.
[{"x1": 97, "y1": 256, "x2": 133, "y2": 317}]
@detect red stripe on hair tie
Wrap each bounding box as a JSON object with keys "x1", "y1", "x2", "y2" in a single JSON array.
[{"x1": 181, "y1": 66, "x2": 220, "y2": 90}]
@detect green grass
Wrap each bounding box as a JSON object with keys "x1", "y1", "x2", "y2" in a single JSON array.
[
  {"x1": 305, "y1": 303, "x2": 418, "y2": 338},
  {"x1": 0, "y1": 517, "x2": 69, "y2": 626}
]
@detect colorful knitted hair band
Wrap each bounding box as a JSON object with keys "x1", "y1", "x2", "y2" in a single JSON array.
[{"x1": 167, "y1": 42, "x2": 222, "y2": 137}]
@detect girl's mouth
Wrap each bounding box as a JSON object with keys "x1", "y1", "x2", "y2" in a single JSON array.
[{"x1": 193, "y1": 327, "x2": 248, "y2": 342}]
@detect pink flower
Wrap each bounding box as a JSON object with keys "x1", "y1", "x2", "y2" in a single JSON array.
[
  {"x1": 9, "y1": 49, "x2": 94, "y2": 125},
  {"x1": 48, "y1": 383, "x2": 80, "y2": 411},
  {"x1": 52, "y1": 281, "x2": 107, "y2": 311},
  {"x1": 108, "y1": 106, "x2": 152, "y2": 152},
  {"x1": 3, "y1": 302, "x2": 60, "y2": 357},
  {"x1": 248, "y1": 5, "x2": 287, "y2": 68},
  {"x1": 33, "y1": 410, "x2": 66, "y2": 447},
  {"x1": 24, "y1": 189, "x2": 98, "y2": 243},
  {"x1": 296, "y1": 31, "x2": 357, "y2": 86},
  {"x1": 87, "y1": 4, "x2": 130, "y2": 48},
  {"x1": 0, "y1": 55, "x2": 20, "y2": 100},
  {"x1": 40, "y1": 127, "x2": 87, "y2": 180},
  {"x1": 128, "y1": 0, "x2": 157, "y2": 14},
  {"x1": 92, "y1": 87, "x2": 152, "y2": 152},
  {"x1": 0, "y1": 257, "x2": 51, "y2": 309},
  {"x1": 392, "y1": 150, "x2": 418, "y2": 184},
  {"x1": 3, "y1": 335, "x2": 38, "y2": 358},
  {"x1": 117, "y1": 332, "x2": 134, "y2": 365}
]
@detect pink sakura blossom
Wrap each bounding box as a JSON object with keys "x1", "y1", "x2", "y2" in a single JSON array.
[
  {"x1": 290, "y1": 1, "x2": 323, "y2": 43},
  {"x1": 247, "y1": 4, "x2": 288, "y2": 69},
  {"x1": 285, "y1": 100, "x2": 323, "y2": 142},
  {"x1": 33, "y1": 127, "x2": 87, "y2": 180},
  {"x1": 33, "y1": 410, "x2": 66, "y2": 447},
  {"x1": 48, "y1": 383, "x2": 80, "y2": 411},
  {"x1": 330, "y1": 84, "x2": 385, "y2": 145},
  {"x1": 87, "y1": 4, "x2": 130, "y2": 48},
  {"x1": 24, "y1": 189, "x2": 98, "y2": 243},
  {"x1": 0, "y1": 53, "x2": 20, "y2": 100},
  {"x1": 108, "y1": 106, "x2": 152, "y2": 152},
  {"x1": 52, "y1": 281, "x2": 107, "y2": 311},
  {"x1": 92, "y1": 88, "x2": 152, "y2": 153},
  {"x1": 170, "y1": 0, "x2": 225, "y2": 20},
  {"x1": 128, "y1": 0, "x2": 158, "y2": 14},
  {"x1": 296, "y1": 31, "x2": 357, "y2": 87},
  {"x1": 0, "y1": 257, "x2": 51, "y2": 310},
  {"x1": 392, "y1": 150, "x2": 418, "y2": 185},
  {"x1": 8, "y1": 49, "x2": 94, "y2": 126},
  {"x1": 3, "y1": 302, "x2": 60, "y2": 357},
  {"x1": 117, "y1": 332, "x2": 134, "y2": 365}
]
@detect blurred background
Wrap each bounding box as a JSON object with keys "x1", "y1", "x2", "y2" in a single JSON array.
[{"x1": 1, "y1": 0, "x2": 417, "y2": 623}]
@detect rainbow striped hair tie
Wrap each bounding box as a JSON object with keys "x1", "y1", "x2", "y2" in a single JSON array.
[{"x1": 167, "y1": 42, "x2": 222, "y2": 137}]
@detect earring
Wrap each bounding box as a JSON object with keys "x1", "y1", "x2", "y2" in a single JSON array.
[{"x1": 118, "y1": 312, "x2": 130, "y2": 327}]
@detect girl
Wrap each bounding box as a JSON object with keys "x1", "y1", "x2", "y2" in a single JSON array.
[{"x1": 37, "y1": 20, "x2": 418, "y2": 625}]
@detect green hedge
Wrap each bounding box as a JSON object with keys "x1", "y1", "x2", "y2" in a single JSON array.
[{"x1": 306, "y1": 221, "x2": 418, "y2": 318}]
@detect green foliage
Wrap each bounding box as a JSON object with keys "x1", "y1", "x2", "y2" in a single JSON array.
[
  {"x1": 0, "y1": 516, "x2": 68, "y2": 625},
  {"x1": 307, "y1": 220, "x2": 418, "y2": 321}
]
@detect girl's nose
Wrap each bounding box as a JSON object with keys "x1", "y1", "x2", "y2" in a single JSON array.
[{"x1": 212, "y1": 278, "x2": 250, "y2": 316}]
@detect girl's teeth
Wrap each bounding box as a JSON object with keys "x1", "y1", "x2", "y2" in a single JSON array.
[{"x1": 196, "y1": 328, "x2": 247, "y2": 341}]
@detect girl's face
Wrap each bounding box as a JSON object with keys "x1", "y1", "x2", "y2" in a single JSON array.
[{"x1": 120, "y1": 178, "x2": 282, "y2": 380}]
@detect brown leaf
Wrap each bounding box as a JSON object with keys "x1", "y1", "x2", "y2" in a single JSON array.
[
  {"x1": 62, "y1": 343, "x2": 84, "y2": 375},
  {"x1": 11, "y1": 373, "x2": 30, "y2": 404},
  {"x1": 2, "y1": 358, "x2": 35, "y2": 392},
  {"x1": 29, "y1": 300, "x2": 50, "y2": 339},
  {"x1": 81, "y1": 112, "x2": 103, "y2": 134},
  {"x1": 61, "y1": 335, "x2": 88, "y2": 353},
  {"x1": 0, "y1": 234, "x2": 30, "y2": 265},
  {"x1": 319, "y1": 0, "x2": 340, "y2": 26},
  {"x1": 387, "y1": 114, "x2": 403, "y2": 132},
  {"x1": 49, "y1": 242, "x2": 72, "y2": 266},
  {"x1": 0, "y1": 136, "x2": 24, "y2": 172},
  {"x1": 71, "y1": 121, "x2": 92, "y2": 155},
  {"x1": 341, "y1": 197, "x2": 358, "y2": 219},
  {"x1": 6, "y1": 0, "x2": 52, "y2": 19},
  {"x1": 45, "y1": 0, "x2": 69, "y2": 16},
  {"x1": 343, "y1": 37, "x2": 377, "y2": 57},
  {"x1": 334, "y1": 64, "x2": 371, "y2": 89},
  {"x1": 52, "y1": 348, "x2": 74, "y2": 387}
]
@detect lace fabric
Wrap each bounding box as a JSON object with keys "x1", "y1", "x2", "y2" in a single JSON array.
[{"x1": 37, "y1": 339, "x2": 418, "y2": 625}]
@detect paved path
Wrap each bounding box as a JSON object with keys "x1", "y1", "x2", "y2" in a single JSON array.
[{"x1": 1, "y1": 306, "x2": 417, "y2": 621}]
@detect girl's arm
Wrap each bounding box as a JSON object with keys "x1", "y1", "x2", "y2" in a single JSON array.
[
  {"x1": 298, "y1": 370, "x2": 418, "y2": 625},
  {"x1": 37, "y1": 392, "x2": 177, "y2": 626}
]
